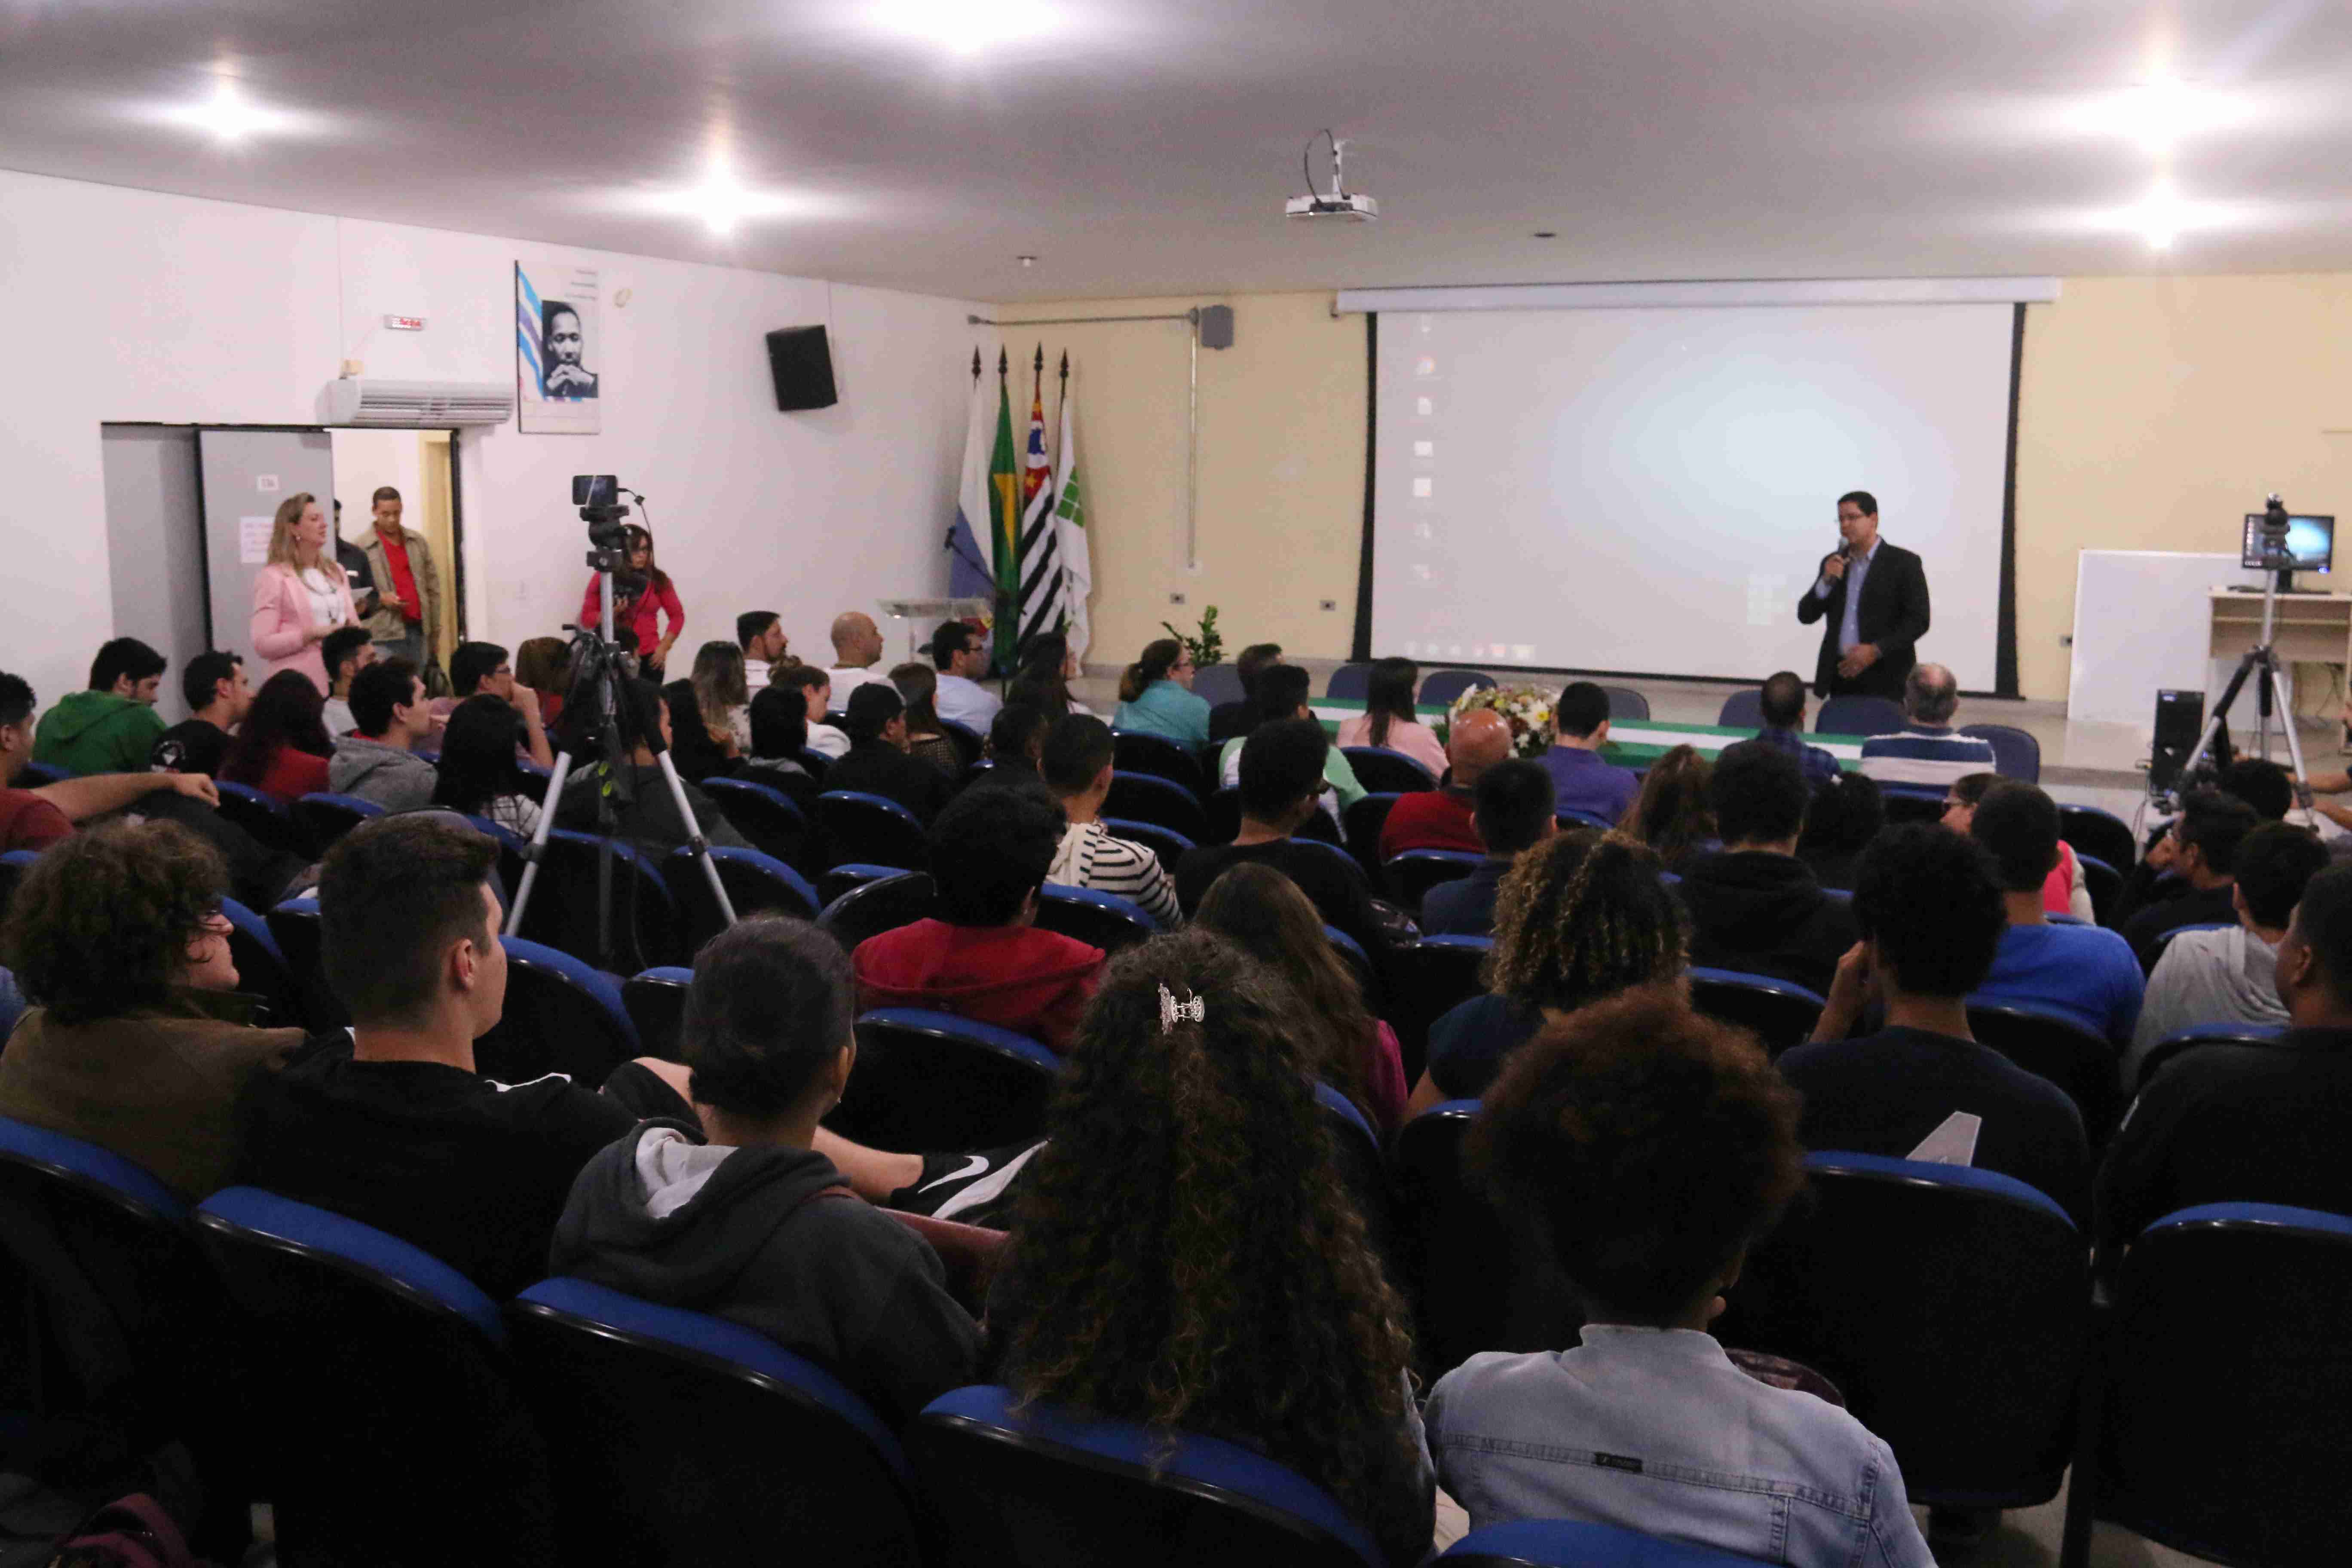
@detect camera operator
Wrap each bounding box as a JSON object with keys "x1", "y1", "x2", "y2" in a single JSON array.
[{"x1": 578, "y1": 524, "x2": 684, "y2": 680}]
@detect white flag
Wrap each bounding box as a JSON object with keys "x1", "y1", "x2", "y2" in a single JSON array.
[{"x1": 1050, "y1": 389, "x2": 1091, "y2": 661}]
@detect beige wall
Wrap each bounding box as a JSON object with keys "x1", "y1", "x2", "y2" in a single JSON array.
[
  {"x1": 1010, "y1": 276, "x2": 2352, "y2": 700},
  {"x1": 992, "y1": 292, "x2": 1367, "y2": 667}
]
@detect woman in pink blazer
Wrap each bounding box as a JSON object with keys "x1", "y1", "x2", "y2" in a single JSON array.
[{"x1": 250, "y1": 491, "x2": 360, "y2": 694}]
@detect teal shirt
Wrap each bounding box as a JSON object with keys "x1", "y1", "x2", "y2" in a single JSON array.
[
  {"x1": 1111, "y1": 680, "x2": 1211, "y2": 750},
  {"x1": 1218, "y1": 734, "x2": 1368, "y2": 813}
]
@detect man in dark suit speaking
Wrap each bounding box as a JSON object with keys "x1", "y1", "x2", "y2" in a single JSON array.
[{"x1": 1796, "y1": 490, "x2": 1931, "y2": 701}]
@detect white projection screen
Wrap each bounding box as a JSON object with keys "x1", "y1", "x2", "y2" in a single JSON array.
[{"x1": 1368, "y1": 303, "x2": 2018, "y2": 690}]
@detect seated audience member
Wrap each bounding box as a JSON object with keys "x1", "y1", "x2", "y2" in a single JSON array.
[
  {"x1": 1944, "y1": 772, "x2": 2091, "y2": 920},
  {"x1": 440, "y1": 640, "x2": 554, "y2": 768},
  {"x1": 1, "y1": 671, "x2": 224, "y2": 853},
  {"x1": 1679, "y1": 741, "x2": 1859, "y2": 994},
  {"x1": 2220, "y1": 756, "x2": 2293, "y2": 822},
  {"x1": 2097, "y1": 863, "x2": 2352, "y2": 1276},
  {"x1": 551, "y1": 917, "x2": 980, "y2": 1426},
  {"x1": 1208, "y1": 641, "x2": 1282, "y2": 744},
  {"x1": 1795, "y1": 771, "x2": 1883, "y2": 891},
  {"x1": 2128, "y1": 821, "x2": 2328, "y2": 1081},
  {"x1": 989, "y1": 933, "x2": 1433, "y2": 1567},
  {"x1": 983, "y1": 702, "x2": 1050, "y2": 780},
  {"x1": 1780, "y1": 824, "x2": 2090, "y2": 1222},
  {"x1": 555, "y1": 680, "x2": 750, "y2": 854},
  {"x1": 1617, "y1": 744, "x2": 1715, "y2": 875},
  {"x1": 1380, "y1": 709, "x2": 1511, "y2": 859},
  {"x1": 1109, "y1": 637, "x2": 1209, "y2": 750},
  {"x1": 691, "y1": 639, "x2": 753, "y2": 755},
  {"x1": 1428, "y1": 989, "x2": 1932, "y2": 1568},
  {"x1": 219, "y1": 670, "x2": 335, "y2": 805},
  {"x1": 236, "y1": 816, "x2": 688, "y2": 1297},
  {"x1": 1195, "y1": 863, "x2": 1406, "y2": 1131},
  {"x1": 737, "y1": 685, "x2": 818, "y2": 808},
  {"x1": 1408, "y1": 829, "x2": 1685, "y2": 1112},
  {"x1": 2115, "y1": 789, "x2": 2260, "y2": 968},
  {"x1": 737, "y1": 610, "x2": 789, "y2": 691},
  {"x1": 775, "y1": 663, "x2": 850, "y2": 760},
  {"x1": 824, "y1": 610, "x2": 888, "y2": 705},
  {"x1": 1541, "y1": 681, "x2": 1638, "y2": 825},
  {"x1": 1175, "y1": 719, "x2": 1385, "y2": 961},
  {"x1": 1004, "y1": 633, "x2": 1087, "y2": 720},
  {"x1": 1750, "y1": 670, "x2": 1840, "y2": 787},
  {"x1": 513, "y1": 635, "x2": 570, "y2": 730},
  {"x1": 1336, "y1": 657, "x2": 1445, "y2": 779},
  {"x1": 34, "y1": 637, "x2": 169, "y2": 776},
  {"x1": 0, "y1": 821, "x2": 306, "y2": 1197},
  {"x1": 1040, "y1": 714, "x2": 1181, "y2": 927},
  {"x1": 153, "y1": 651, "x2": 251, "y2": 776},
  {"x1": 329, "y1": 658, "x2": 438, "y2": 812},
  {"x1": 318, "y1": 626, "x2": 375, "y2": 738},
  {"x1": 660, "y1": 679, "x2": 737, "y2": 787},
  {"x1": 889, "y1": 662, "x2": 965, "y2": 778},
  {"x1": 431, "y1": 696, "x2": 546, "y2": 838},
  {"x1": 1969, "y1": 781, "x2": 2143, "y2": 1048},
  {"x1": 928, "y1": 620, "x2": 1002, "y2": 730},
  {"x1": 1217, "y1": 664, "x2": 1366, "y2": 822},
  {"x1": 1855, "y1": 663, "x2": 1996, "y2": 786},
  {"x1": 851, "y1": 785, "x2": 1105, "y2": 1052},
  {"x1": 1421, "y1": 759, "x2": 1554, "y2": 938},
  {"x1": 824, "y1": 683, "x2": 954, "y2": 825}
]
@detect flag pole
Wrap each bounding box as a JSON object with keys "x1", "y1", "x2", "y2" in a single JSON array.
[{"x1": 970, "y1": 346, "x2": 981, "y2": 384}]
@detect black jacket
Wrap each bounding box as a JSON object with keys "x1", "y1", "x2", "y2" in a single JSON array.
[
  {"x1": 551, "y1": 1122, "x2": 981, "y2": 1427},
  {"x1": 1678, "y1": 850, "x2": 1859, "y2": 995},
  {"x1": 1795, "y1": 540, "x2": 1931, "y2": 699},
  {"x1": 825, "y1": 741, "x2": 955, "y2": 826}
]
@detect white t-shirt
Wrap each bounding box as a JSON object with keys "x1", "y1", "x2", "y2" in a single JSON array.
[{"x1": 300, "y1": 565, "x2": 348, "y2": 629}]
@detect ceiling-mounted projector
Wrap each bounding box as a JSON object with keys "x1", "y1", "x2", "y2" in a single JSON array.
[{"x1": 1287, "y1": 129, "x2": 1378, "y2": 221}]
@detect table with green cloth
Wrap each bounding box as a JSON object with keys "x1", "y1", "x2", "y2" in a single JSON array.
[{"x1": 1308, "y1": 698, "x2": 1869, "y2": 767}]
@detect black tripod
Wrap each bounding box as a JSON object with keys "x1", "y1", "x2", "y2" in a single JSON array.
[
  {"x1": 2183, "y1": 495, "x2": 2318, "y2": 814},
  {"x1": 505, "y1": 552, "x2": 736, "y2": 966}
]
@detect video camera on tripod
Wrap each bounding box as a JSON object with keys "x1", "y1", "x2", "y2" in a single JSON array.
[
  {"x1": 573, "y1": 474, "x2": 647, "y2": 605},
  {"x1": 2173, "y1": 493, "x2": 2318, "y2": 817}
]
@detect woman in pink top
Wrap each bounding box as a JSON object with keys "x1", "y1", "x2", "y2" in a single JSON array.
[
  {"x1": 579, "y1": 525, "x2": 686, "y2": 679},
  {"x1": 1943, "y1": 773, "x2": 2092, "y2": 921},
  {"x1": 248, "y1": 491, "x2": 359, "y2": 694},
  {"x1": 1335, "y1": 657, "x2": 1448, "y2": 781}
]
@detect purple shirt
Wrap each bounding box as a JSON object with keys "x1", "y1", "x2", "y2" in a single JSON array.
[{"x1": 1542, "y1": 745, "x2": 1639, "y2": 825}]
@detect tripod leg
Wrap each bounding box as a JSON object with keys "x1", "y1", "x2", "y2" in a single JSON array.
[
  {"x1": 652, "y1": 753, "x2": 740, "y2": 927},
  {"x1": 2262, "y1": 655, "x2": 2319, "y2": 818},
  {"x1": 505, "y1": 751, "x2": 575, "y2": 934},
  {"x1": 2183, "y1": 650, "x2": 2260, "y2": 785}
]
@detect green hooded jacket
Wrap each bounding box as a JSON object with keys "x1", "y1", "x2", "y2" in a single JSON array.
[{"x1": 32, "y1": 689, "x2": 167, "y2": 776}]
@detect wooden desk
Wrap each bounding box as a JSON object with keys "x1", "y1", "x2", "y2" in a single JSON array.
[{"x1": 2208, "y1": 589, "x2": 2352, "y2": 668}]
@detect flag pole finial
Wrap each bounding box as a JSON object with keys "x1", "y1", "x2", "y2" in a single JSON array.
[
  {"x1": 1033, "y1": 342, "x2": 1045, "y2": 377},
  {"x1": 970, "y1": 347, "x2": 981, "y2": 381},
  {"x1": 1058, "y1": 349, "x2": 1070, "y2": 384},
  {"x1": 997, "y1": 347, "x2": 1008, "y2": 378}
]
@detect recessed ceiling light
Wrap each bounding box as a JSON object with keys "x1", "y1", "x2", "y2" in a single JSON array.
[
  {"x1": 626, "y1": 163, "x2": 814, "y2": 235},
  {"x1": 144, "y1": 80, "x2": 308, "y2": 142},
  {"x1": 1017, "y1": 255, "x2": 1038, "y2": 267},
  {"x1": 2137, "y1": 178, "x2": 2186, "y2": 250},
  {"x1": 2077, "y1": 78, "x2": 2244, "y2": 154},
  {"x1": 870, "y1": 0, "x2": 1060, "y2": 55},
  {"x1": 1532, "y1": 230, "x2": 1557, "y2": 239}
]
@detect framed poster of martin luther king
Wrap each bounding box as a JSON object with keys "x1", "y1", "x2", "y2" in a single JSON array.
[{"x1": 516, "y1": 261, "x2": 601, "y2": 434}]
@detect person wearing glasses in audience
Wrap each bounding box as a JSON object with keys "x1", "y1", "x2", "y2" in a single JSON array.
[{"x1": 1110, "y1": 637, "x2": 1209, "y2": 750}]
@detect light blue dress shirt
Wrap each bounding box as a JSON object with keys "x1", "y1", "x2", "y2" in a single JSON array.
[{"x1": 1814, "y1": 539, "x2": 1879, "y2": 654}]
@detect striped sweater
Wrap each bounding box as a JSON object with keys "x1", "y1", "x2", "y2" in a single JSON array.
[{"x1": 1049, "y1": 821, "x2": 1182, "y2": 928}]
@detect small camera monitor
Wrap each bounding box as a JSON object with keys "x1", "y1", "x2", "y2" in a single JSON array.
[
  {"x1": 2242, "y1": 512, "x2": 2334, "y2": 574},
  {"x1": 572, "y1": 474, "x2": 618, "y2": 508}
]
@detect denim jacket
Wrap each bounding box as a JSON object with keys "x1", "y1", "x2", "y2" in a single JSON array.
[{"x1": 1425, "y1": 1326, "x2": 1932, "y2": 1568}]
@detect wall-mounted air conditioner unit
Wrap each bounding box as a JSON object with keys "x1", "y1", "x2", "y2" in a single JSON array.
[{"x1": 324, "y1": 378, "x2": 514, "y2": 428}]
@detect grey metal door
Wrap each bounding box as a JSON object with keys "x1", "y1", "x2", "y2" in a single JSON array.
[{"x1": 195, "y1": 429, "x2": 335, "y2": 663}]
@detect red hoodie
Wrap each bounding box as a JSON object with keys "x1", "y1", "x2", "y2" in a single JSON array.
[{"x1": 851, "y1": 921, "x2": 1106, "y2": 1055}]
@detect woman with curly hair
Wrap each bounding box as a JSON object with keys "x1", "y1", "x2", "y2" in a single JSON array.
[
  {"x1": 0, "y1": 821, "x2": 305, "y2": 1196},
  {"x1": 1426, "y1": 987, "x2": 1932, "y2": 1565},
  {"x1": 218, "y1": 668, "x2": 335, "y2": 804},
  {"x1": 987, "y1": 931, "x2": 1434, "y2": 1565},
  {"x1": 1617, "y1": 744, "x2": 1715, "y2": 874},
  {"x1": 1193, "y1": 861, "x2": 1407, "y2": 1132},
  {"x1": 1405, "y1": 827, "x2": 1685, "y2": 1115}
]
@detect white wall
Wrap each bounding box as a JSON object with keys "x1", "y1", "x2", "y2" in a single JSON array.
[{"x1": 0, "y1": 167, "x2": 983, "y2": 708}]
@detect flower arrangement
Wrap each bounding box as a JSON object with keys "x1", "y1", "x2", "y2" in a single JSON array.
[{"x1": 1449, "y1": 684, "x2": 1556, "y2": 758}]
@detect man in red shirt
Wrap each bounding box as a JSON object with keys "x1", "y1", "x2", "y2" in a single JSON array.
[
  {"x1": 359, "y1": 487, "x2": 439, "y2": 668},
  {"x1": 1379, "y1": 708, "x2": 1513, "y2": 861},
  {"x1": 0, "y1": 671, "x2": 221, "y2": 853}
]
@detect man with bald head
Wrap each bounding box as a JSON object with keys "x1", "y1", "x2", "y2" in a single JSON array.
[
  {"x1": 1420, "y1": 758, "x2": 1556, "y2": 936},
  {"x1": 1380, "y1": 707, "x2": 1515, "y2": 860},
  {"x1": 826, "y1": 612, "x2": 887, "y2": 704},
  {"x1": 1856, "y1": 662, "x2": 1996, "y2": 788}
]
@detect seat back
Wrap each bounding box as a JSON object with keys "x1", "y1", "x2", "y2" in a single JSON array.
[
  {"x1": 266, "y1": 900, "x2": 347, "y2": 1029},
  {"x1": 910, "y1": 1384, "x2": 1383, "y2": 1568},
  {"x1": 477, "y1": 937, "x2": 641, "y2": 1089},
  {"x1": 1100, "y1": 816, "x2": 1194, "y2": 876},
  {"x1": 1390, "y1": 1103, "x2": 1583, "y2": 1380},
  {"x1": 1324, "y1": 663, "x2": 1373, "y2": 700},
  {"x1": 1342, "y1": 793, "x2": 1402, "y2": 876},
  {"x1": 939, "y1": 719, "x2": 986, "y2": 769},
  {"x1": 668, "y1": 845, "x2": 819, "y2": 955},
  {"x1": 1557, "y1": 807, "x2": 1615, "y2": 830},
  {"x1": 1814, "y1": 694, "x2": 1905, "y2": 736},
  {"x1": 830, "y1": 1008, "x2": 1062, "y2": 1151},
  {"x1": 1104, "y1": 772, "x2": 1210, "y2": 841},
  {"x1": 1190, "y1": 661, "x2": 1245, "y2": 707},
  {"x1": 1878, "y1": 783, "x2": 1948, "y2": 826},
  {"x1": 1384, "y1": 849, "x2": 1482, "y2": 911},
  {"x1": 212, "y1": 779, "x2": 307, "y2": 858},
  {"x1": 2134, "y1": 1023, "x2": 2288, "y2": 1094},
  {"x1": 1341, "y1": 746, "x2": 1438, "y2": 794},
  {"x1": 1960, "y1": 722, "x2": 2041, "y2": 782},
  {"x1": 1420, "y1": 670, "x2": 1496, "y2": 709},
  {"x1": 1599, "y1": 685, "x2": 1649, "y2": 722},
  {"x1": 1965, "y1": 1001, "x2": 2120, "y2": 1144},
  {"x1": 2075, "y1": 852, "x2": 2122, "y2": 927},
  {"x1": 796, "y1": 747, "x2": 832, "y2": 784},
  {"x1": 220, "y1": 894, "x2": 301, "y2": 1026},
  {"x1": 1715, "y1": 690, "x2": 1765, "y2": 729},
  {"x1": 191, "y1": 1188, "x2": 555, "y2": 1567},
  {"x1": 1718, "y1": 1152, "x2": 2086, "y2": 1508},
  {"x1": 2075, "y1": 1203, "x2": 2352, "y2": 1566},
  {"x1": 2056, "y1": 804, "x2": 2136, "y2": 875},
  {"x1": 0, "y1": 847, "x2": 38, "y2": 918},
  {"x1": 815, "y1": 790, "x2": 929, "y2": 872},
  {"x1": 620, "y1": 967, "x2": 692, "y2": 1061},
  {"x1": 514, "y1": 829, "x2": 681, "y2": 973},
  {"x1": 1112, "y1": 729, "x2": 1207, "y2": 796},
  {"x1": 15, "y1": 761, "x2": 70, "y2": 787},
  {"x1": 1035, "y1": 883, "x2": 1159, "y2": 951},
  {"x1": 508, "y1": 1277, "x2": 925, "y2": 1568},
  {"x1": 290, "y1": 792, "x2": 385, "y2": 858},
  {"x1": 816, "y1": 870, "x2": 938, "y2": 951},
  {"x1": 1687, "y1": 968, "x2": 1825, "y2": 1057},
  {"x1": 696, "y1": 776, "x2": 812, "y2": 870},
  {"x1": 1441, "y1": 1519, "x2": 1777, "y2": 1566},
  {"x1": 1383, "y1": 936, "x2": 1492, "y2": 1086}
]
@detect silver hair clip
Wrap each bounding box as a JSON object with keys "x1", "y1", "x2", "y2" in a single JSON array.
[{"x1": 1159, "y1": 983, "x2": 1206, "y2": 1033}]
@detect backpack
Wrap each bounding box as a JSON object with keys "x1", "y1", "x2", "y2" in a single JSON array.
[{"x1": 45, "y1": 1494, "x2": 208, "y2": 1568}]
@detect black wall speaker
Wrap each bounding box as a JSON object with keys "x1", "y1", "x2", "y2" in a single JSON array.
[
  {"x1": 2150, "y1": 687, "x2": 2206, "y2": 794},
  {"x1": 764, "y1": 325, "x2": 838, "y2": 411}
]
